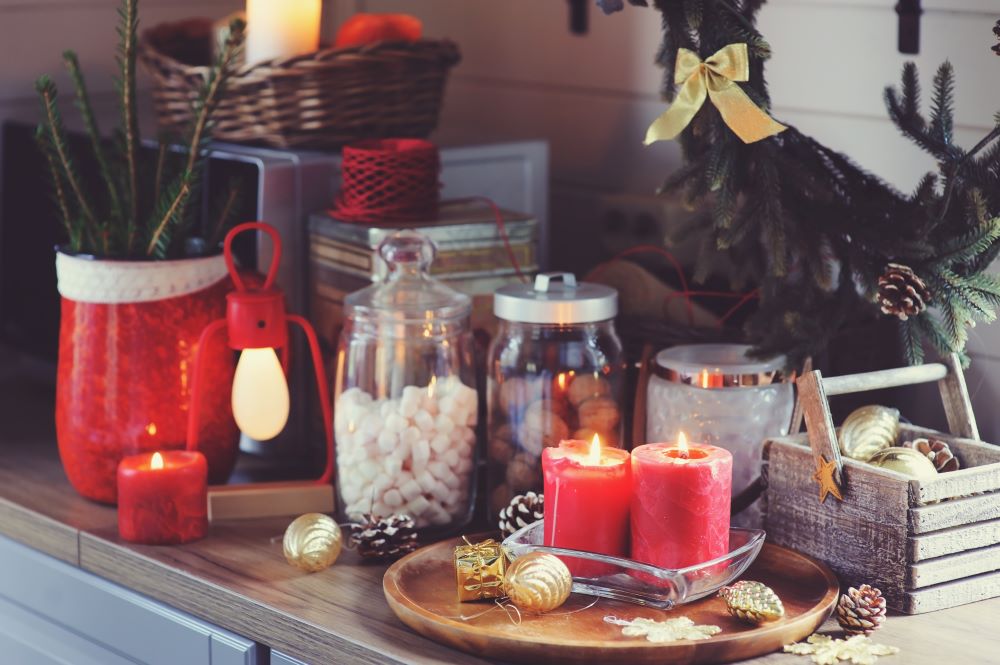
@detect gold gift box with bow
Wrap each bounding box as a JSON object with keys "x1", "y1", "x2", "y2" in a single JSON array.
[{"x1": 454, "y1": 538, "x2": 508, "y2": 602}]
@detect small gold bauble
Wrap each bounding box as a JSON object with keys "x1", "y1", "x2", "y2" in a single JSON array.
[
  {"x1": 283, "y1": 513, "x2": 343, "y2": 573},
  {"x1": 719, "y1": 580, "x2": 785, "y2": 624},
  {"x1": 838, "y1": 405, "x2": 900, "y2": 460},
  {"x1": 503, "y1": 552, "x2": 572, "y2": 613},
  {"x1": 867, "y1": 447, "x2": 938, "y2": 479}
]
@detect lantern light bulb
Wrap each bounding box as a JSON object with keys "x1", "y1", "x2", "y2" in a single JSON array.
[{"x1": 231, "y1": 347, "x2": 290, "y2": 441}]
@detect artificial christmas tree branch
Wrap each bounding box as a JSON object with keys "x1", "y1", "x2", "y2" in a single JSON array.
[
  {"x1": 36, "y1": 0, "x2": 246, "y2": 259},
  {"x1": 117, "y1": 0, "x2": 140, "y2": 237},
  {"x1": 600, "y1": 0, "x2": 1000, "y2": 367}
]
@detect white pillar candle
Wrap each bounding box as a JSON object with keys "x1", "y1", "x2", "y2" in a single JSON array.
[{"x1": 245, "y1": 0, "x2": 322, "y2": 63}]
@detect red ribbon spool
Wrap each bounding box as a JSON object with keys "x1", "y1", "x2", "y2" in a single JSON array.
[{"x1": 333, "y1": 138, "x2": 441, "y2": 223}]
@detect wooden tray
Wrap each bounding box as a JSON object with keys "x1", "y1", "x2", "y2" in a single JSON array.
[{"x1": 384, "y1": 537, "x2": 839, "y2": 664}]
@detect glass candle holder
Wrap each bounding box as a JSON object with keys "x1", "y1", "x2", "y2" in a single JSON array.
[{"x1": 645, "y1": 344, "x2": 794, "y2": 528}]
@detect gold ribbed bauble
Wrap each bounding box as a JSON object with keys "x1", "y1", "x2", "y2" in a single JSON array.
[
  {"x1": 283, "y1": 513, "x2": 343, "y2": 573},
  {"x1": 503, "y1": 552, "x2": 572, "y2": 613},
  {"x1": 838, "y1": 405, "x2": 900, "y2": 461},
  {"x1": 719, "y1": 580, "x2": 785, "y2": 624},
  {"x1": 867, "y1": 446, "x2": 938, "y2": 479}
]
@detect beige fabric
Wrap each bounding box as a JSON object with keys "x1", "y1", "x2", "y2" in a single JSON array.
[{"x1": 55, "y1": 252, "x2": 227, "y2": 304}]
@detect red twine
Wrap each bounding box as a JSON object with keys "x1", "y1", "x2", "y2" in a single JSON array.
[
  {"x1": 333, "y1": 139, "x2": 441, "y2": 223},
  {"x1": 332, "y1": 139, "x2": 528, "y2": 283}
]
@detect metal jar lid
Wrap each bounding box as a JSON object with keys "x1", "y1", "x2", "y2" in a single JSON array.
[
  {"x1": 653, "y1": 344, "x2": 792, "y2": 387},
  {"x1": 494, "y1": 272, "x2": 618, "y2": 324}
]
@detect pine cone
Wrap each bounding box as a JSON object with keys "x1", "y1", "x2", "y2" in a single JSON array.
[
  {"x1": 902, "y1": 437, "x2": 960, "y2": 472},
  {"x1": 348, "y1": 514, "x2": 418, "y2": 561},
  {"x1": 836, "y1": 585, "x2": 887, "y2": 636},
  {"x1": 993, "y1": 20, "x2": 1000, "y2": 56},
  {"x1": 877, "y1": 263, "x2": 931, "y2": 320},
  {"x1": 498, "y1": 491, "x2": 544, "y2": 537}
]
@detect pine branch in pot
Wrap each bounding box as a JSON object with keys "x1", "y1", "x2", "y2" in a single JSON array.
[{"x1": 37, "y1": 0, "x2": 248, "y2": 503}]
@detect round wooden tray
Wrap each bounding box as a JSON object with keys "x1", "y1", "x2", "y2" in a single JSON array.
[{"x1": 384, "y1": 537, "x2": 839, "y2": 664}]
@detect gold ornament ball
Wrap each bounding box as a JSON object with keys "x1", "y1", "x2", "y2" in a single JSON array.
[
  {"x1": 867, "y1": 446, "x2": 938, "y2": 479},
  {"x1": 838, "y1": 405, "x2": 899, "y2": 461},
  {"x1": 283, "y1": 513, "x2": 343, "y2": 573},
  {"x1": 503, "y1": 552, "x2": 572, "y2": 613}
]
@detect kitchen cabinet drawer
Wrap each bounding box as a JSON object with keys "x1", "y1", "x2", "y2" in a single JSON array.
[{"x1": 0, "y1": 534, "x2": 261, "y2": 665}]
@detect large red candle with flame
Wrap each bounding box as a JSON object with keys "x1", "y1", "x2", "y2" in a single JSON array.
[
  {"x1": 631, "y1": 433, "x2": 732, "y2": 572},
  {"x1": 542, "y1": 436, "x2": 631, "y2": 577},
  {"x1": 117, "y1": 451, "x2": 208, "y2": 545}
]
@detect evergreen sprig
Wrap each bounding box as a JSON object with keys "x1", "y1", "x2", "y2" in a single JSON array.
[
  {"x1": 604, "y1": 0, "x2": 1000, "y2": 367},
  {"x1": 36, "y1": 0, "x2": 246, "y2": 259}
]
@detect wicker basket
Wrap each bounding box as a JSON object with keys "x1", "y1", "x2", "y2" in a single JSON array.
[{"x1": 140, "y1": 19, "x2": 461, "y2": 149}]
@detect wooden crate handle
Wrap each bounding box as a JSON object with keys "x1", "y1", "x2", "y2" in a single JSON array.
[{"x1": 793, "y1": 353, "x2": 978, "y2": 500}]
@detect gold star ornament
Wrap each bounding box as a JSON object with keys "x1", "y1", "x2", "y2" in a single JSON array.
[{"x1": 812, "y1": 455, "x2": 844, "y2": 503}]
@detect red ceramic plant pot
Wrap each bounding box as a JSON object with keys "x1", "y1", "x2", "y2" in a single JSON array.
[{"x1": 55, "y1": 251, "x2": 240, "y2": 504}]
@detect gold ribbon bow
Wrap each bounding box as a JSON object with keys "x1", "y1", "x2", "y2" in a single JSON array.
[{"x1": 645, "y1": 43, "x2": 787, "y2": 145}]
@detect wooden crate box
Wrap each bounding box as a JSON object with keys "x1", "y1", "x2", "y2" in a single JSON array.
[{"x1": 762, "y1": 356, "x2": 1000, "y2": 614}]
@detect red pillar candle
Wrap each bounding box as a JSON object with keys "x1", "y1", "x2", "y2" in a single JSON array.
[
  {"x1": 117, "y1": 451, "x2": 208, "y2": 545},
  {"x1": 631, "y1": 433, "x2": 732, "y2": 572},
  {"x1": 542, "y1": 436, "x2": 630, "y2": 577}
]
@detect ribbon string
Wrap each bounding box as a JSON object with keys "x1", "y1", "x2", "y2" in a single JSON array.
[{"x1": 645, "y1": 43, "x2": 787, "y2": 145}]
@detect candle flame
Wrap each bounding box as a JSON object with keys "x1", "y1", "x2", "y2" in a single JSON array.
[
  {"x1": 699, "y1": 370, "x2": 710, "y2": 389},
  {"x1": 677, "y1": 432, "x2": 689, "y2": 459},
  {"x1": 151, "y1": 452, "x2": 164, "y2": 470},
  {"x1": 588, "y1": 433, "x2": 602, "y2": 465},
  {"x1": 428, "y1": 375, "x2": 437, "y2": 398},
  {"x1": 557, "y1": 372, "x2": 568, "y2": 391}
]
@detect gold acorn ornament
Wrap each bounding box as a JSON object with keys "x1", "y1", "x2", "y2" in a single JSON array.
[
  {"x1": 902, "y1": 437, "x2": 960, "y2": 472},
  {"x1": 719, "y1": 580, "x2": 785, "y2": 624},
  {"x1": 838, "y1": 405, "x2": 900, "y2": 460},
  {"x1": 282, "y1": 513, "x2": 343, "y2": 573},
  {"x1": 503, "y1": 552, "x2": 573, "y2": 613}
]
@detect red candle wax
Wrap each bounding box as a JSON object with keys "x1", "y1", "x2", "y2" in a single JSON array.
[
  {"x1": 631, "y1": 436, "x2": 732, "y2": 574},
  {"x1": 117, "y1": 451, "x2": 208, "y2": 545},
  {"x1": 542, "y1": 437, "x2": 630, "y2": 577}
]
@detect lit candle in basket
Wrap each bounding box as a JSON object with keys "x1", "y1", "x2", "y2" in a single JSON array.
[
  {"x1": 117, "y1": 451, "x2": 208, "y2": 545},
  {"x1": 631, "y1": 433, "x2": 732, "y2": 574},
  {"x1": 246, "y1": 0, "x2": 322, "y2": 63},
  {"x1": 542, "y1": 434, "x2": 630, "y2": 577}
]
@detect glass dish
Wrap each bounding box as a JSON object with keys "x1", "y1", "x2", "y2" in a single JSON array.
[{"x1": 502, "y1": 521, "x2": 765, "y2": 609}]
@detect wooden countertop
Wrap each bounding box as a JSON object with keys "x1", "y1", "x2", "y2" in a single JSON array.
[{"x1": 0, "y1": 352, "x2": 996, "y2": 665}]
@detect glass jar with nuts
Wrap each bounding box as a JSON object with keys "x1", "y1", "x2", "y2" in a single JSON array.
[{"x1": 487, "y1": 273, "x2": 625, "y2": 518}]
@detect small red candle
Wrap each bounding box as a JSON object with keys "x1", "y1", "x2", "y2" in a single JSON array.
[
  {"x1": 631, "y1": 433, "x2": 732, "y2": 573},
  {"x1": 542, "y1": 435, "x2": 630, "y2": 577},
  {"x1": 117, "y1": 451, "x2": 208, "y2": 545}
]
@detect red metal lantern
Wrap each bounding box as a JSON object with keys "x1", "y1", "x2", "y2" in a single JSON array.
[{"x1": 186, "y1": 222, "x2": 334, "y2": 518}]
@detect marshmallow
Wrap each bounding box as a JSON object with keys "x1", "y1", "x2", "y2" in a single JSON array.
[
  {"x1": 376, "y1": 430, "x2": 398, "y2": 454},
  {"x1": 335, "y1": 381, "x2": 479, "y2": 528},
  {"x1": 405, "y1": 495, "x2": 431, "y2": 517},
  {"x1": 383, "y1": 489, "x2": 403, "y2": 508},
  {"x1": 414, "y1": 409, "x2": 435, "y2": 433},
  {"x1": 427, "y1": 460, "x2": 450, "y2": 481},
  {"x1": 399, "y1": 479, "x2": 422, "y2": 502}
]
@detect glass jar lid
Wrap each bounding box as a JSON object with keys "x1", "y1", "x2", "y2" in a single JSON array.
[
  {"x1": 344, "y1": 230, "x2": 471, "y2": 322},
  {"x1": 493, "y1": 272, "x2": 617, "y2": 324},
  {"x1": 653, "y1": 344, "x2": 791, "y2": 388}
]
